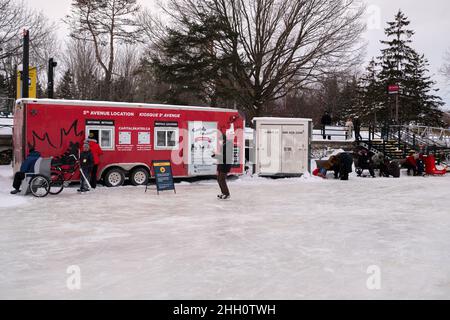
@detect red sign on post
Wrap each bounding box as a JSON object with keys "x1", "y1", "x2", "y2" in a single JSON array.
[{"x1": 388, "y1": 85, "x2": 400, "y2": 94}]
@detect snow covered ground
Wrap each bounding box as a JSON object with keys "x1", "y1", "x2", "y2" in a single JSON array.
[{"x1": 1, "y1": 164, "x2": 450, "y2": 300}]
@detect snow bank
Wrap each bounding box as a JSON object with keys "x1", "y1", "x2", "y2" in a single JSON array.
[{"x1": 0, "y1": 165, "x2": 29, "y2": 209}]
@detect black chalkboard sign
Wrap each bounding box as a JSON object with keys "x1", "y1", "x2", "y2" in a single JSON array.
[{"x1": 149, "y1": 160, "x2": 176, "y2": 195}]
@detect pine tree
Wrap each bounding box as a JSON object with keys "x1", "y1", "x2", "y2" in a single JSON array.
[
  {"x1": 377, "y1": 10, "x2": 416, "y2": 124},
  {"x1": 365, "y1": 10, "x2": 444, "y2": 126},
  {"x1": 150, "y1": 13, "x2": 236, "y2": 107},
  {"x1": 58, "y1": 70, "x2": 75, "y2": 100},
  {"x1": 342, "y1": 59, "x2": 383, "y2": 123},
  {"x1": 403, "y1": 52, "x2": 444, "y2": 126}
]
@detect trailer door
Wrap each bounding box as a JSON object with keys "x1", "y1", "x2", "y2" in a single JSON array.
[
  {"x1": 281, "y1": 125, "x2": 306, "y2": 174},
  {"x1": 188, "y1": 121, "x2": 218, "y2": 175},
  {"x1": 258, "y1": 125, "x2": 281, "y2": 175},
  {"x1": 12, "y1": 101, "x2": 25, "y2": 172}
]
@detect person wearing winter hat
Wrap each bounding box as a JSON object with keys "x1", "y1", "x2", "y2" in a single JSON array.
[
  {"x1": 78, "y1": 142, "x2": 94, "y2": 192},
  {"x1": 84, "y1": 136, "x2": 103, "y2": 188}
]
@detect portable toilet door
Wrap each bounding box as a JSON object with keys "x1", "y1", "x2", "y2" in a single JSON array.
[
  {"x1": 281, "y1": 123, "x2": 308, "y2": 174},
  {"x1": 257, "y1": 124, "x2": 281, "y2": 175}
]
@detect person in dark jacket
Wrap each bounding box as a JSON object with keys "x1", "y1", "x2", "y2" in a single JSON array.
[
  {"x1": 334, "y1": 152, "x2": 354, "y2": 180},
  {"x1": 353, "y1": 116, "x2": 362, "y2": 141},
  {"x1": 10, "y1": 148, "x2": 41, "y2": 194},
  {"x1": 356, "y1": 148, "x2": 375, "y2": 178},
  {"x1": 321, "y1": 111, "x2": 332, "y2": 140},
  {"x1": 78, "y1": 143, "x2": 94, "y2": 192},
  {"x1": 212, "y1": 135, "x2": 233, "y2": 200}
]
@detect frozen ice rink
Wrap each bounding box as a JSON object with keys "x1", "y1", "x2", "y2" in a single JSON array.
[{"x1": 1, "y1": 165, "x2": 450, "y2": 299}]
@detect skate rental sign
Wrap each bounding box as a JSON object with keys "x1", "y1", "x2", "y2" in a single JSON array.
[{"x1": 151, "y1": 160, "x2": 176, "y2": 194}]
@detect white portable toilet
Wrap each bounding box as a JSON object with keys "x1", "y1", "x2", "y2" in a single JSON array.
[{"x1": 253, "y1": 117, "x2": 312, "y2": 176}]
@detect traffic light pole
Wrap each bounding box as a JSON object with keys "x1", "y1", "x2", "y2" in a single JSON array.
[
  {"x1": 47, "y1": 58, "x2": 57, "y2": 98},
  {"x1": 22, "y1": 29, "x2": 29, "y2": 99},
  {"x1": 395, "y1": 92, "x2": 399, "y2": 124}
]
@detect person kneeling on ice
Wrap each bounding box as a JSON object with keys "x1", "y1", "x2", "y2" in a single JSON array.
[
  {"x1": 78, "y1": 143, "x2": 93, "y2": 193},
  {"x1": 10, "y1": 147, "x2": 41, "y2": 194},
  {"x1": 212, "y1": 134, "x2": 233, "y2": 200},
  {"x1": 317, "y1": 156, "x2": 338, "y2": 179}
]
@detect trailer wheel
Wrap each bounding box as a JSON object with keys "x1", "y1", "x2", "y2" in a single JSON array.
[
  {"x1": 104, "y1": 168, "x2": 125, "y2": 187},
  {"x1": 130, "y1": 168, "x2": 149, "y2": 186}
]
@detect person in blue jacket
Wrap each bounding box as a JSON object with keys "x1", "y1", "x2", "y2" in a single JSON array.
[{"x1": 10, "y1": 147, "x2": 41, "y2": 194}]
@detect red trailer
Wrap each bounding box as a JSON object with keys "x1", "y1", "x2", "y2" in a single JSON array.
[{"x1": 13, "y1": 99, "x2": 245, "y2": 186}]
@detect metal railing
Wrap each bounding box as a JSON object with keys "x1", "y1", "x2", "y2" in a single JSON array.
[
  {"x1": 312, "y1": 126, "x2": 353, "y2": 141},
  {"x1": 365, "y1": 124, "x2": 450, "y2": 159}
]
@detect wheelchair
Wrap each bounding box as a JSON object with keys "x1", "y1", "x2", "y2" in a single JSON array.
[{"x1": 20, "y1": 157, "x2": 53, "y2": 198}]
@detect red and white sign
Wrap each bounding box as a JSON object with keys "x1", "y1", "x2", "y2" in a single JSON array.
[{"x1": 388, "y1": 85, "x2": 400, "y2": 94}]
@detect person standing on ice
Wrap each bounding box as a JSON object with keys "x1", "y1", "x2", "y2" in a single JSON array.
[
  {"x1": 85, "y1": 133, "x2": 103, "y2": 189},
  {"x1": 321, "y1": 111, "x2": 332, "y2": 140},
  {"x1": 353, "y1": 116, "x2": 362, "y2": 141},
  {"x1": 345, "y1": 118, "x2": 354, "y2": 140},
  {"x1": 78, "y1": 142, "x2": 94, "y2": 193},
  {"x1": 212, "y1": 134, "x2": 233, "y2": 200}
]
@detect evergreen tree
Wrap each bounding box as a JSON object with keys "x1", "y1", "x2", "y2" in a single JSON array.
[
  {"x1": 342, "y1": 59, "x2": 383, "y2": 124},
  {"x1": 356, "y1": 10, "x2": 444, "y2": 126},
  {"x1": 58, "y1": 69, "x2": 75, "y2": 100},
  {"x1": 377, "y1": 10, "x2": 415, "y2": 124},
  {"x1": 403, "y1": 52, "x2": 444, "y2": 126},
  {"x1": 150, "y1": 13, "x2": 237, "y2": 107}
]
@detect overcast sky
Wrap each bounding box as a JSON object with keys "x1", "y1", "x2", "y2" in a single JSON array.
[{"x1": 22, "y1": 0, "x2": 450, "y2": 108}]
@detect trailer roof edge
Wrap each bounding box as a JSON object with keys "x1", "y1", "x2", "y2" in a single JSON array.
[{"x1": 16, "y1": 98, "x2": 238, "y2": 113}]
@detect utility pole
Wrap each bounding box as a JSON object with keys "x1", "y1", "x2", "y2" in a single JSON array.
[
  {"x1": 47, "y1": 58, "x2": 57, "y2": 98},
  {"x1": 22, "y1": 29, "x2": 29, "y2": 98},
  {"x1": 395, "y1": 91, "x2": 399, "y2": 124}
]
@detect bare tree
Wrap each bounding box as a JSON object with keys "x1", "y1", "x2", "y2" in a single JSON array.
[
  {"x1": 0, "y1": 0, "x2": 57, "y2": 98},
  {"x1": 63, "y1": 39, "x2": 102, "y2": 100},
  {"x1": 442, "y1": 49, "x2": 450, "y2": 81},
  {"x1": 111, "y1": 45, "x2": 141, "y2": 101},
  {"x1": 65, "y1": 0, "x2": 143, "y2": 100},
  {"x1": 156, "y1": 0, "x2": 366, "y2": 117}
]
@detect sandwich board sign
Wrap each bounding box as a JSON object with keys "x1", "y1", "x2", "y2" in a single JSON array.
[{"x1": 147, "y1": 160, "x2": 176, "y2": 194}]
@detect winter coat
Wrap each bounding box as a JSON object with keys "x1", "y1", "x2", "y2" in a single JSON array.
[
  {"x1": 20, "y1": 151, "x2": 41, "y2": 173},
  {"x1": 353, "y1": 118, "x2": 361, "y2": 131},
  {"x1": 406, "y1": 155, "x2": 417, "y2": 167},
  {"x1": 372, "y1": 153, "x2": 385, "y2": 167},
  {"x1": 345, "y1": 121, "x2": 353, "y2": 131},
  {"x1": 88, "y1": 140, "x2": 103, "y2": 165},
  {"x1": 322, "y1": 156, "x2": 337, "y2": 170},
  {"x1": 321, "y1": 114, "x2": 332, "y2": 126},
  {"x1": 336, "y1": 152, "x2": 353, "y2": 174},
  {"x1": 79, "y1": 151, "x2": 94, "y2": 170},
  {"x1": 213, "y1": 140, "x2": 234, "y2": 173}
]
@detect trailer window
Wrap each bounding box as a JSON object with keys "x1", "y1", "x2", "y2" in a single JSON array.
[
  {"x1": 101, "y1": 129, "x2": 114, "y2": 149},
  {"x1": 86, "y1": 126, "x2": 115, "y2": 150},
  {"x1": 154, "y1": 128, "x2": 179, "y2": 150}
]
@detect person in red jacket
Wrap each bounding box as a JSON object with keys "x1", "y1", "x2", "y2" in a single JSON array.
[
  {"x1": 82, "y1": 133, "x2": 103, "y2": 188},
  {"x1": 405, "y1": 151, "x2": 418, "y2": 176}
]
